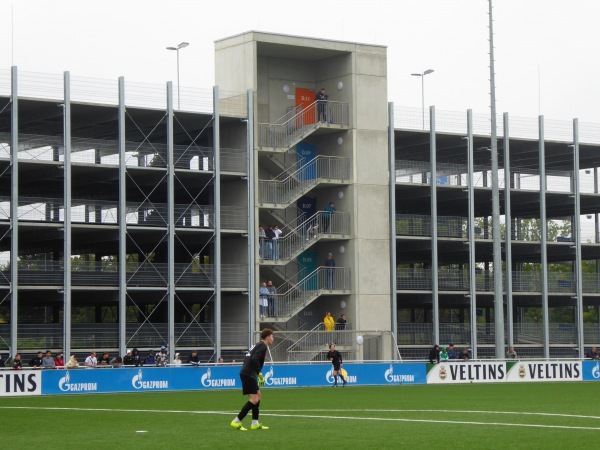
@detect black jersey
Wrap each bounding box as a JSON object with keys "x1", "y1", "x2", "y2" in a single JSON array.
[
  {"x1": 327, "y1": 350, "x2": 343, "y2": 366},
  {"x1": 240, "y1": 341, "x2": 268, "y2": 378}
]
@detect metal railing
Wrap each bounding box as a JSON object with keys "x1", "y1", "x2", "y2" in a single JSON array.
[
  {"x1": 0, "y1": 197, "x2": 246, "y2": 230},
  {"x1": 258, "y1": 156, "x2": 350, "y2": 207},
  {"x1": 259, "y1": 100, "x2": 349, "y2": 149},
  {"x1": 0, "y1": 322, "x2": 248, "y2": 351},
  {"x1": 261, "y1": 211, "x2": 350, "y2": 262},
  {"x1": 396, "y1": 322, "x2": 600, "y2": 347},
  {"x1": 4, "y1": 260, "x2": 247, "y2": 289},
  {"x1": 396, "y1": 268, "x2": 600, "y2": 293},
  {"x1": 264, "y1": 266, "x2": 351, "y2": 319}
]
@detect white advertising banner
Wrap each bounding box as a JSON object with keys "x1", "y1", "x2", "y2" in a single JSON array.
[
  {"x1": 0, "y1": 370, "x2": 42, "y2": 396},
  {"x1": 426, "y1": 361, "x2": 506, "y2": 384},
  {"x1": 505, "y1": 360, "x2": 582, "y2": 382}
]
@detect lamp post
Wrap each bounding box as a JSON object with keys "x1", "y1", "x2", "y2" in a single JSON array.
[
  {"x1": 166, "y1": 42, "x2": 189, "y2": 110},
  {"x1": 411, "y1": 69, "x2": 434, "y2": 130}
]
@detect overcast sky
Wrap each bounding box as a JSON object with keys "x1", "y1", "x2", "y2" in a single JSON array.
[{"x1": 1, "y1": 0, "x2": 598, "y2": 122}]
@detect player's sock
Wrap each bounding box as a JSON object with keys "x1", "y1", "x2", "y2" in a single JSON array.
[
  {"x1": 334, "y1": 374, "x2": 338, "y2": 385},
  {"x1": 251, "y1": 402, "x2": 260, "y2": 420},
  {"x1": 237, "y1": 401, "x2": 254, "y2": 421}
]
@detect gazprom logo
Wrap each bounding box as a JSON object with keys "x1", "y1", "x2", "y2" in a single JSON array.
[
  {"x1": 384, "y1": 364, "x2": 415, "y2": 383},
  {"x1": 58, "y1": 371, "x2": 97, "y2": 392},
  {"x1": 132, "y1": 369, "x2": 168, "y2": 390},
  {"x1": 201, "y1": 367, "x2": 236, "y2": 388},
  {"x1": 264, "y1": 366, "x2": 297, "y2": 386},
  {"x1": 592, "y1": 362, "x2": 600, "y2": 379},
  {"x1": 325, "y1": 368, "x2": 356, "y2": 384}
]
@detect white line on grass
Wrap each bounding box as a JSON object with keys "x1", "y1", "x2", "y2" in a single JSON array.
[
  {"x1": 269, "y1": 409, "x2": 600, "y2": 421},
  {"x1": 1, "y1": 406, "x2": 598, "y2": 432}
]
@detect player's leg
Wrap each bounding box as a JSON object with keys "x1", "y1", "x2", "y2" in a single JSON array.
[{"x1": 250, "y1": 391, "x2": 269, "y2": 430}]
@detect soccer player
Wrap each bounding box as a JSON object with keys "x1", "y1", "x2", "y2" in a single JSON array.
[
  {"x1": 231, "y1": 328, "x2": 275, "y2": 431},
  {"x1": 327, "y1": 343, "x2": 347, "y2": 387}
]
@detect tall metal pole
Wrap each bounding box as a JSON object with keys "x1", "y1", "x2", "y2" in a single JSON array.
[
  {"x1": 488, "y1": 0, "x2": 505, "y2": 358},
  {"x1": 176, "y1": 49, "x2": 181, "y2": 110},
  {"x1": 421, "y1": 76, "x2": 425, "y2": 130}
]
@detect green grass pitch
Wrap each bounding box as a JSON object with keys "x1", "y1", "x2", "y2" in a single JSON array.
[{"x1": 1, "y1": 382, "x2": 598, "y2": 449}]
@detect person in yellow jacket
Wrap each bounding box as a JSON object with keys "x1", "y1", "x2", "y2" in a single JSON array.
[{"x1": 324, "y1": 311, "x2": 335, "y2": 343}]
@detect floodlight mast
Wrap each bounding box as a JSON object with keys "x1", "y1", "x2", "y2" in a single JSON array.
[{"x1": 488, "y1": 0, "x2": 505, "y2": 360}]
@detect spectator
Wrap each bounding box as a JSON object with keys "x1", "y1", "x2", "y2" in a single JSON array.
[
  {"x1": 30, "y1": 351, "x2": 43, "y2": 369},
  {"x1": 315, "y1": 87, "x2": 328, "y2": 122},
  {"x1": 272, "y1": 225, "x2": 282, "y2": 260},
  {"x1": 173, "y1": 353, "x2": 183, "y2": 367},
  {"x1": 54, "y1": 353, "x2": 65, "y2": 368},
  {"x1": 458, "y1": 348, "x2": 471, "y2": 361},
  {"x1": 439, "y1": 346, "x2": 449, "y2": 362},
  {"x1": 586, "y1": 347, "x2": 600, "y2": 360},
  {"x1": 336, "y1": 313, "x2": 347, "y2": 331},
  {"x1": 123, "y1": 349, "x2": 134, "y2": 366},
  {"x1": 110, "y1": 356, "x2": 123, "y2": 368},
  {"x1": 506, "y1": 346, "x2": 518, "y2": 359},
  {"x1": 324, "y1": 311, "x2": 335, "y2": 343},
  {"x1": 323, "y1": 202, "x2": 335, "y2": 232},
  {"x1": 144, "y1": 350, "x2": 156, "y2": 366},
  {"x1": 0, "y1": 352, "x2": 5, "y2": 368},
  {"x1": 217, "y1": 357, "x2": 224, "y2": 365},
  {"x1": 13, "y1": 353, "x2": 23, "y2": 370},
  {"x1": 428, "y1": 345, "x2": 440, "y2": 364},
  {"x1": 188, "y1": 350, "x2": 201, "y2": 366},
  {"x1": 42, "y1": 350, "x2": 55, "y2": 369},
  {"x1": 259, "y1": 282, "x2": 269, "y2": 319},
  {"x1": 98, "y1": 352, "x2": 111, "y2": 366},
  {"x1": 258, "y1": 226, "x2": 266, "y2": 259},
  {"x1": 132, "y1": 348, "x2": 142, "y2": 367},
  {"x1": 264, "y1": 226, "x2": 274, "y2": 260},
  {"x1": 156, "y1": 346, "x2": 169, "y2": 367},
  {"x1": 447, "y1": 344, "x2": 457, "y2": 360},
  {"x1": 267, "y1": 281, "x2": 277, "y2": 317},
  {"x1": 65, "y1": 355, "x2": 79, "y2": 369},
  {"x1": 84, "y1": 351, "x2": 97, "y2": 368}
]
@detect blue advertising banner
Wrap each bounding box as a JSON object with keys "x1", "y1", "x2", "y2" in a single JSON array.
[
  {"x1": 41, "y1": 363, "x2": 426, "y2": 395},
  {"x1": 582, "y1": 361, "x2": 600, "y2": 381}
]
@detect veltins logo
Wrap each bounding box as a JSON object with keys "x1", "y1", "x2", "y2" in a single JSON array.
[
  {"x1": 201, "y1": 367, "x2": 236, "y2": 388},
  {"x1": 438, "y1": 365, "x2": 447, "y2": 381},
  {"x1": 384, "y1": 364, "x2": 415, "y2": 383},
  {"x1": 58, "y1": 371, "x2": 98, "y2": 392},
  {"x1": 263, "y1": 366, "x2": 297, "y2": 386},
  {"x1": 131, "y1": 369, "x2": 168, "y2": 390},
  {"x1": 325, "y1": 368, "x2": 357, "y2": 384}
]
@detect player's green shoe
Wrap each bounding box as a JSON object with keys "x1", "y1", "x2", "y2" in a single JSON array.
[
  {"x1": 251, "y1": 423, "x2": 269, "y2": 430},
  {"x1": 231, "y1": 421, "x2": 247, "y2": 431}
]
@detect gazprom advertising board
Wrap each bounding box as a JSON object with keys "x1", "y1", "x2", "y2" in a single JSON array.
[
  {"x1": 582, "y1": 361, "x2": 600, "y2": 381},
  {"x1": 38, "y1": 363, "x2": 425, "y2": 395}
]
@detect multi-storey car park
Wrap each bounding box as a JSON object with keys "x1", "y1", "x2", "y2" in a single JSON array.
[{"x1": 1, "y1": 31, "x2": 599, "y2": 363}]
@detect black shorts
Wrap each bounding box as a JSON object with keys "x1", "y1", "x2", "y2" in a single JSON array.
[
  {"x1": 240, "y1": 374, "x2": 259, "y2": 395},
  {"x1": 332, "y1": 364, "x2": 341, "y2": 372}
]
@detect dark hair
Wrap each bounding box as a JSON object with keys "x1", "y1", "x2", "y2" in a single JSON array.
[{"x1": 260, "y1": 328, "x2": 274, "y2": 340}]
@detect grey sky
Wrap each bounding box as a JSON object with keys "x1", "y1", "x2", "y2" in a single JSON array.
[{"x1": 1, "y1": 0, "x2": 598, "y2": 122}]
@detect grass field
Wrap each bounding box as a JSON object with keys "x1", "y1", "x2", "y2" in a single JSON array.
[{"x1": 1, "y1": 382, "x2": 598, "y2": 449}]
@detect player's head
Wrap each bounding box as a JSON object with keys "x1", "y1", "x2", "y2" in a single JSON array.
[
  {"x1": 329, "y1": 343, "x2": 335, "y2": 350},
  {"x1": 260, "y1": 328, "x2": 274, "y2": 345}
]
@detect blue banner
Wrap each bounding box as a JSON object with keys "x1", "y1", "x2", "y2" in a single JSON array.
[
  {"x1": 41, "y1": 363, "x2": 426, "y2": 395},
  {"x1": 582, "y1": 361, "x2": 600, "y2": 381}
]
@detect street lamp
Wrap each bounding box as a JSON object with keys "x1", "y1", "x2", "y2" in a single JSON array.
[
  {"x1": 166, "y1": 42, "x2": 189, "y2": 110},
  {"x1": 411, "y1": 69, "x2": 435, "y2": 130}
]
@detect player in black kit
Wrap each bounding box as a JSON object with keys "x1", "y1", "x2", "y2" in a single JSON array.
[
  {"x1": 231, "y1": 328, "x2": 275, "y2": 431},
  {"x1": 327, "y1": 343, "x2": 347, "y2": 387}
]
